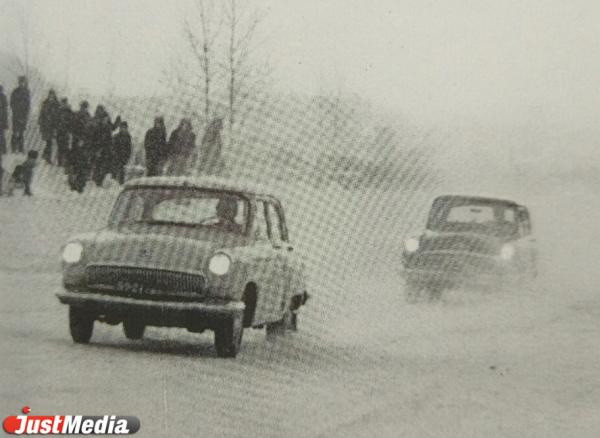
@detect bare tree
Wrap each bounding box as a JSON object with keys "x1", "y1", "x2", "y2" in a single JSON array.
[
  {"x1": 4, "y1": 2, "x2": 51, "y2": 78},
  {"x1": 183, "y1": 0, "x2": 223, "y2": 121},
  {"x1": 223, "y1": 0, "x2": 263, "y2": 134},
  {"x1": 4, "y1": 2, "x2": 33, "y2": 77}
]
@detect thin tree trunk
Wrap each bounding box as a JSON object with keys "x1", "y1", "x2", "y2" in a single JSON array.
[
  {"x1": 199, "y1": 0, "x2": 211, "y2": 121},
  {"x1": 228, "y1": 0, "x2": 236, "y2": 135}
]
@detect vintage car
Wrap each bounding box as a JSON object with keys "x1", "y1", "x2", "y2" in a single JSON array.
[
  {"x1": 56, "y1": 176, "x2": 309, "y2": 358},
  {"x1": 401, "y1": 194, "x2": 537, "y2": 300}
]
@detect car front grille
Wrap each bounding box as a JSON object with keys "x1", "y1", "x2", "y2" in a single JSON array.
[
  {"x1": 406, "y1": 252, "x2": 498, "y2": 274},
  {"x1": 85, "y1": 265, "x2": 207, "y2": 301},
  {"x1": 420, "y1": 236, "x2": 497, "y2": 255}
]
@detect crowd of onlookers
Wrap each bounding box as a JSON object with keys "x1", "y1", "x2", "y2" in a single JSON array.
[
  {"x1": 39, "y1": 91, "x2": 132, "y2": 192},
  {"x1": 0, "y1": 75, "x2": 225, "y2": 196},
  {"x1": 0, "y1": 76, "x2": 35, "y2": 195},
  {"x1": 0, "y1": 76, "x2": 132, "y2": 195}
]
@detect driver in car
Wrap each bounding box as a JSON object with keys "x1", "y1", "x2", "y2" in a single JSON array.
[{"x1": 215, "y1": 198, "x2": 242, "y2": 233}]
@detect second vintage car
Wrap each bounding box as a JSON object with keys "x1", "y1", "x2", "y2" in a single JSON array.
[
  {"x1": 56, "y1": 176, "x2": 309, "y2": 358},
  {"x1": 401, "y1": 194, "x2": 537, "y2": 301}
]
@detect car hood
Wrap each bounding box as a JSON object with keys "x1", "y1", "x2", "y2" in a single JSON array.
[
  {"x1": 84, "y1": 226, "x2": 249, "y2": 272},
  {"x1": 419, "y1": 231, "x2": 506, "y2": 255}
]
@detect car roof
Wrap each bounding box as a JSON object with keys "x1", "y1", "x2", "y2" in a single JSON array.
[
  {"x1": 433, "y1": 193, "x2": 524, "y2": 208},
  {"x1": 124, "y1": 175, "x2": 279, "y2": 200}
]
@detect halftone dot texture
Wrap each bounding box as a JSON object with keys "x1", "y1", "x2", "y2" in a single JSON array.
[{"x1": 1, "y1": 65, "x2": 451, "y2": 437}]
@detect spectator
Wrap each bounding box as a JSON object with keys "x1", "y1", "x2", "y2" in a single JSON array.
[
  {"x1": 70, "y1": 101, "x2": 91, "y2": 150},
  {"x1": 67, "y1": 101, "x2": 92, "y2": 192},
  {"x1": 0, "y1": 153, "x2": 3, "y2": 194},
  {"x1": 164, "y1": 118, "x2": 196, "y2": 176},
  {"x1": 199, "y1": 117, "x2": 225, "y2": 175},
  {"x1": 0, "y1": 85, "x2": 7, "y2": 155},
  {"x1": 90, "y1": 105, "x2": 120, "y2": 186},
  {"x1": 144, "y1": 116, "x2": 167, "y2": 176},
  {"x1": 55, "y1": 97, "x2": 73, "y2": 167},
  {"x1": 39, "y1": 90, "x2": 60, "y2": 164},
  {"x1": 10, "y1": 76, "x2": 30, "y2": 154},
  {"x1": 111, "y1": 121, "x2": 132, "y2": 185}
]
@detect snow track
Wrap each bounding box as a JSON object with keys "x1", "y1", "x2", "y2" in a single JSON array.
[{"x1": 1, "y1": 163, "x2": 599, "y2": 437}]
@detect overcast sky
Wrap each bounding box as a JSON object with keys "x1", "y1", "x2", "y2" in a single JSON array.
[{"x1": 1, "y1": 0, "x2": 599, "y2": 137}]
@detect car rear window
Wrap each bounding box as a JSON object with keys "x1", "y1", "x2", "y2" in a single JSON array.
[
  {"x1": 446, "y1": 205, "x2": 495, "y2": 224},
  {"x1": 427, "y1": 197, "x2": 520, "y2": 237}
]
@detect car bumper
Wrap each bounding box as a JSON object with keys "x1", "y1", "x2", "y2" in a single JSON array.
[
  {"x1": 402, "y1": 266, "x2": 514, "y2": 288},
  {"x1": 56, "y1": 290, "x2": 245, "y2": 328}
]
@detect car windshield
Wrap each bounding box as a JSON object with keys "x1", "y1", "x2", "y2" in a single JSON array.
[
  {"x1": 109, "y1": 187, "x2": 248, "y2": 234},
  {"x1": 427, "y1": 198, "x2": 519, "y2": 237}
]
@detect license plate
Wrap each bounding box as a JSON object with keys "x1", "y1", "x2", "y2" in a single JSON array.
[{"x1": 116, "y1": 280, "x2": 152, "y2": 295}]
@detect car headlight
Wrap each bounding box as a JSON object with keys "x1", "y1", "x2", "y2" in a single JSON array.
[
  {"x1": 62, "y1": 242, "x2": 83, "y2": 264},
  {"x1": 209, "y1": 253, "x2": 231, "y2": 276},
  {"x1": 500, "y1": 243, "x2": 515, "y2": 260},
  {"x1": 404, "y1": 237, "x2": 420, "y2": 253}
]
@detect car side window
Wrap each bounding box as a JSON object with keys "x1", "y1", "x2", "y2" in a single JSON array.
[
  {"x1": 266, "y1": 202, "x2": 287, "y2": 243},
  {"x1": 254, "y1": 201, "x2": 269, "y2": 240},
  {"x1": 518, "y1": 208, "x2": 532, "y2": 236},
  {"x1": 123, "y1": 193, "x2": 146, "y2": 222},
  {"x1": 503, "y1": 208, "x2": 516, "y2": 222}
]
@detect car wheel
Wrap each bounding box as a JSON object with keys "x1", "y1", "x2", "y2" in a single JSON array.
[
  {"x1": 69, "y1": 306, "x2": 94, "y2": 344},
  {"x1": 123, "y1": 319, "x2": 145, "y2": 340},
  {"x1": 266, "y1": 310, "x2": 292, "y2": 338},
  {"x1": 288, "y1": 312, "x2": 298, "y2": 331},
  {"x1": 214, "y1": 315, "x2": 244, "y2": 358},
  {"x1": 242, "y1": 284, "x2": 258, "y2": 328}
]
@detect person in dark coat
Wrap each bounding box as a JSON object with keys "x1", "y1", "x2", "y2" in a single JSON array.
[
  {"x1": 0, "y1": 153, "x2": 4, "y2": 194},
  {"x1": 111, "y1": 121, "x2": 132, "y2": 185},
  {"x1": 39, "y1": 90, "x2": 60, "y2": 164},
  {"x1": 10, "y1": 76, "x2": 30, "y2": 154},
  {"x1": 164, "y1": 118, "x2": 196, "y2": 176},
  {"x1": 199, "y1": 117, "x2": 225, "y2": 175},
  {"x1": 67, "y1": 101, "x2": 91, "y2": 192},
  {"x1": 55, "y1": 97, "x2": 73, "y2": 167},
  {"x1": 0, "y1": 85, "x2": 8, "y2": 155},
  {"x1": 144, "y1": 116, "x2": 167, "y2": 176},
  {"x1": 70, "y1": 101, "x2": 91, "y2": 152},
  {"x1": 90, "y1": 105, "x2": 120, "y2": 186}
]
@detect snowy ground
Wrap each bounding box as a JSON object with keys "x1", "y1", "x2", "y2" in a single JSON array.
[{"x1": 1, "y1": 159, "x2": 599, "y2": 437}]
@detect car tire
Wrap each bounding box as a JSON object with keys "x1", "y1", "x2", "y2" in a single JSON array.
[
  {"x1": 242, "y1": 284, "x2": 258, "y2": 328},
  {"x1": 288, "y1": 312, "x2": 298, "y2": 331},
  {"x1": 69, "y1": 306, "x2": 94, "y2": 344},
  {"x1": 266, "y1": 310, "x2": 292, "y2": 338},
  {"x1": 123, "y1": 319, "x2": 145, "y2": 340},
  {"x1": 214, "y1": 315, "x2": 244, "y2": 358}
]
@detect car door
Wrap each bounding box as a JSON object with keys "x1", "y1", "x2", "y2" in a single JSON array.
[
  {"x1": 250, "y1": 200, "x2": 280, "y2": 324},
  {"x1": 516, "y1": 206, "x2": 537, "y2": 272},
  {"x1": 265, "y1": 200, "x2": 294, "y2": 315}
]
